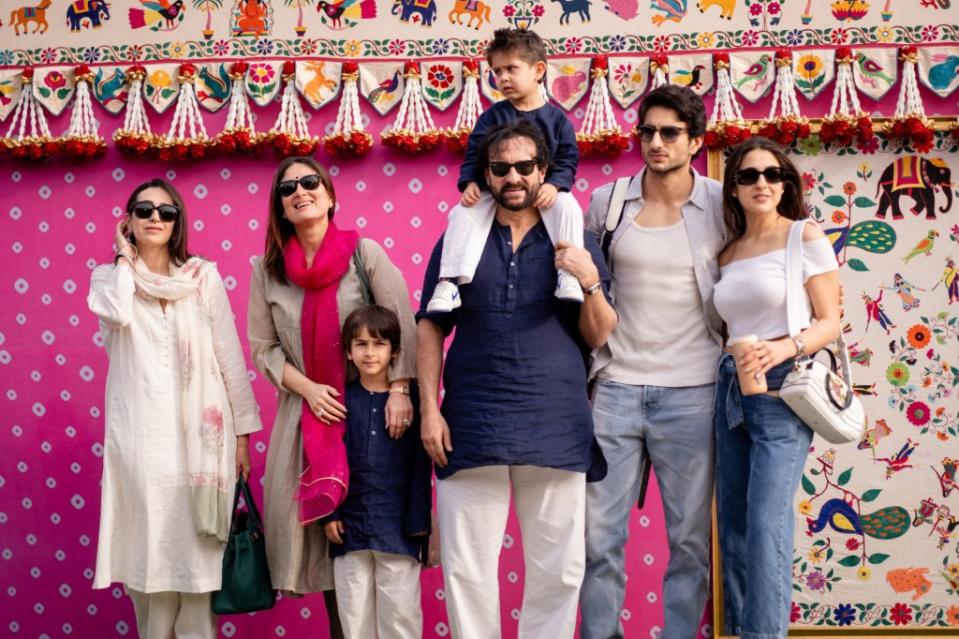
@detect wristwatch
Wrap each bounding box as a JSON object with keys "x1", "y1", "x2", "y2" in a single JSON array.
[
  {"x1": 791, "y1": 336, "x2": 807, "y2": 358},
  {"x1": 389, "y1": 385, "x2": 410, "y2": 395}
]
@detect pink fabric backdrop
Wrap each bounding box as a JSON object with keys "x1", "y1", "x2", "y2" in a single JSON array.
[{"x1": 1, "y1": 86, "x2": 955, "y2": 638}]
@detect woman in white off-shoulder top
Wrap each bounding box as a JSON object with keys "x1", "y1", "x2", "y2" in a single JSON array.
[
  {"x1": 712, "y1": 138, "x2": 840, "y2": 639},
  {"x1": 87, "y1": 179, "x2": 261, "y2": 639}
]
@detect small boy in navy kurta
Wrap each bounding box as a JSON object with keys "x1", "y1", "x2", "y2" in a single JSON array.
[{"x1": 323, "y1": 306, "x2": 431, "y2": 639}]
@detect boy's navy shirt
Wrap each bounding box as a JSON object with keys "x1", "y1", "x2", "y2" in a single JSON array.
[
  {"x1": 326, "y1": 380, "x2": 431, "y2": 562},
  {"x1": 457, "y1": 100, "x2": 579, "y2": 193}
]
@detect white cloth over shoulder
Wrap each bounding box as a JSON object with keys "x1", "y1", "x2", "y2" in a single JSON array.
[
  {"x1": 88, "y1": 260, "x2": 261, "y2": 593},
  {"x1": 714, "y1": 236, "x2": 837, "y2": 341},
  {"x1": 439, "y1": 191, "x2": 584, "y2": 283}
]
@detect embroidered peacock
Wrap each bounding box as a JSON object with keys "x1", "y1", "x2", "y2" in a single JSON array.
[{"x1": 806, "y1": 498, "x2": 910, "y2": 539}]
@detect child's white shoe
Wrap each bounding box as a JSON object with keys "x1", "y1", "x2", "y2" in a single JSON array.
[
  {"x1": 555, "y1": 271, "x2": 584, "y2": 302},
  {"x1": 427, "y1": 280, "x2": 463, "y2": 313}
]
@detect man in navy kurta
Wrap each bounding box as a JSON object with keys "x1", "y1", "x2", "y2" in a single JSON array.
[{"x1": 416, "y1": 120, "x2": 617, "y2": 639}]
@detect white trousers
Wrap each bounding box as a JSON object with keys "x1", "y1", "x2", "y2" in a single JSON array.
[
  {"x1": 437, "y1": 465, "x2": 586, "y2": 639},
  {"x1": 439, "y1": 191, "x2": 585, "y2": 283},
  {"x1": 126, "y1": 588, "x2": 216, "y2": 639},
  {"x1": 333, "y1": 550, "x2": 423, "y2": 639}
]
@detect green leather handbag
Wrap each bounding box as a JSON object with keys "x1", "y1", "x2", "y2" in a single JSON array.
[{"x1": 211, "y1": 476, "x2": 277, "y2": 614}]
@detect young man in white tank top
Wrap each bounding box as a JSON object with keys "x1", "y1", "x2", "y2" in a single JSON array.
[{"x1": 579, "y1": 85, "x2": 727, "y2": 639}]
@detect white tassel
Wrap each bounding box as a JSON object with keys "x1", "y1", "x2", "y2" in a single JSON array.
[
  {"x1": 113, "y1": 65, "x2": 155, "y2": 157},
  {"x1": 820, "y1": 47, "x2": 874, "y2": 149},
  {"x1": 444, "y1": 59, "x2": 484, "y2": 153},
  {"x1": 216, "y1": 62, "x2": 263, "y2": 154},
  {"x1": 577, "y1": 56, "x2": 628, "y2": 157},
  {"x1": 154, "y1": 63, "x2": 211, "y2": 160},
  {"x1": 650, "y1": 55, "x2": 668, "y2": 89},
  {"x1": 382, "y1": 61, "x2": 441, "y2": 153},
  {"x1": 267, "y1": 61, "x2": 319, "y2": 157},
  {"x1": 63, "y1": 64, "x2": 105, "y2": 158},
  {"x1": 885, "y1": 46, "x2": 934, "y2": 152},
  {"x1": 705, "y1": 54, "x2": 749, "y2": 149},
  {"x1": 758, "y1": 50, "x2": 811, "y2": 147},
  {"x1": 323, "y1": 61, "x2": 372, "y2": 156},
  {"x1": 1, "y1": 68, "x2": 59, "y2": 160}
]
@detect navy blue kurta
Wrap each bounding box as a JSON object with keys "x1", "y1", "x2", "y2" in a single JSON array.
[
  {"x1": 417, "y1": 221, "x2": 611, "y2": 480},
  {"x1": 325, "y1": 381, "x2": 431, "y2": 562}
]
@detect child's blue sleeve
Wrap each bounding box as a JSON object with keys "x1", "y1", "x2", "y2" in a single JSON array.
[
  {"x1": 547, "y1": 112, "x2": 579, "y2": 192},
  {"x1": 457, "y1": 110, "x2": 495, "y2": 192}
]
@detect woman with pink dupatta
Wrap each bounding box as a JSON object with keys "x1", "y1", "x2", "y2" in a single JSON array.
[{"x1": 247, "y1": 157, "x2": 417, "y2": 635}]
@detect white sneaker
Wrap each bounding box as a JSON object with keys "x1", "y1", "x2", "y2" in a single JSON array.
[
  {"x1": 555, "y1": 271, "x2": 584, "y2": 302},
  {"x1": 426, "y1": 280, "x2": 463, "y2": 312}
]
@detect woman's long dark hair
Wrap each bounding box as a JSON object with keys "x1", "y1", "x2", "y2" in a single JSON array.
[
  {"x1": 263, "y1": 156, "x2": 337, "y2": 284},
  {"x1": 721, "y1": 137, "x2": 807, "y2": 240},
  {"x1": 125, "y1": 178, "x2": 191, "y2": 266}
]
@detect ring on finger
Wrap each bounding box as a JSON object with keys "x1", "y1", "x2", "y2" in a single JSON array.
[
  {"x1": 402, "y1": 418, "x2": 411, "y2": 426},
  {"x1": 318, "y1": 407, "x2": 326, "y2": 418}
]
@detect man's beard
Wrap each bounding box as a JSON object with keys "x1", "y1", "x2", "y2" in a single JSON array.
[{"x1": 490, "y1": 181, "x2": 539, "y2": 211}]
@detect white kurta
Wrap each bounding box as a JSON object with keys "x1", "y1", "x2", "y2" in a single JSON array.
[{"x1": 88, "y1": 262, "x2": 261, "y2": 593}]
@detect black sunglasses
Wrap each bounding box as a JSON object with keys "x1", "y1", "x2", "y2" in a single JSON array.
[
  {"x1": 734, "y1": 167, "x2": 787, "y2": 186},
  {"x1": 130, "y1": 201, "x2": 180, "y2": 223},
  {"x1": 278, "y1": 174, "x2": 323, "y2": 198},
  {"x1": 636, "y1": 125, "x2": 687, "y2": 143},
  {"x1": 487, "y1": 159, "x2": 541, "y2": 178}
]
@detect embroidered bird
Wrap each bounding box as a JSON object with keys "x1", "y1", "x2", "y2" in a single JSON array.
[
  {"x1": 128, "y1": 0, "x2": 185, "y2": 30},
  {"x1": 857, "y1": 418, "x2": 891, "y2": 458},
  {"x1": 316, "y1": 0, "x2": 377, "y2": 28},
  {"x1": 875, "y1": 438, "x2": 918, "y2": 479},
  {"x1": 368, "y1": 70, "x2": 401, "y2": 104},
  {"x1": 933, "y1": 457, "x2": 958, "y2": 498},
  {"x1": 734, "y1": 54, "x2": 771, "y2": 92},
  {"x1": 928, "y1": 54, "x2": 959, "y2": 92},
  {"x1": 855, "y1": 53, "x2": 894, "y2": 89},
  {"x1": 672, "y1": 64, "x2": 705, "y2": 91},
  {"x1": 903, "y1": 230, "x2": 939, "y2": 263},
  {"x1": 806, "y1": 498, "x2": 910, "y2": 540}
]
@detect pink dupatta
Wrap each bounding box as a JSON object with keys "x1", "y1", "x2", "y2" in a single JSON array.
[{"x1": 284, "y1": 223, "x2": 358, "y2": 524}]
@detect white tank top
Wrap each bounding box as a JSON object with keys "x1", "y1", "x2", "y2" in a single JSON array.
[
  {"x1": 713, "y1": 237, "x2": 837, "y2": 341},
  {"x1": 599, "y1": 219, "x2": 720, "y2": 387}
]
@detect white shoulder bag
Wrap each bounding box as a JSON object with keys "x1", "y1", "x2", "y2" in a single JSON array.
[{"x1": 779, "y1": 220, "x2": 866, "y2": 444}]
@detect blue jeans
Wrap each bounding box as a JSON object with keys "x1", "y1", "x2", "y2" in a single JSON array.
[
  {"x1": 714, "y1": 354, "x2": 813, "y2": 639},
  {"x1": 580, "y1": 380, "x2": 715, "y2": 639}
]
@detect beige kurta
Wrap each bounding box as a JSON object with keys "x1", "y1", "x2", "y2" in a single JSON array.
[
  {"x1": 88, "y1": 261, "x2": 262, "y2": 593},
  {"x1": 247, "y1": 238, "x2": 417, "y2": 593}
]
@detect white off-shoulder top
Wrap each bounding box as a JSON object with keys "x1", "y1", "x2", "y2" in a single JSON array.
[{"x1": 713, "y1": 237, "x2": 837, "y2": 341}]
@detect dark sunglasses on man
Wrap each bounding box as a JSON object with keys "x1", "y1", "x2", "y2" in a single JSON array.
[
  {"x1": 129, "y1": 201, "x2": 180, "y2": 223},
  {"x1": 635, "y1": 124, "x2": 687, "y2": 143},
  {"x1": 278, "y1": 174, "x2": 323, "y2": 198},
  {"x1": 487, "y1": 159, "x2": 541, "y2": 178},
  {"x1": 733, "y1": 167, "x2": 787, "y2": 186}
]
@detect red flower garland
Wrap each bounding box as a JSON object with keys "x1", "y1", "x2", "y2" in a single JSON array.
[
  {"x1": 62, "y1": 64, "x2": 107, "y2": 160},
  {"x1": 322, "y1": 61, "x2": 374, "y2": 157},
  {"x1": 3, "y1": 67, "x2": 62, "y2": 162},
  {"x1": 577, "y1": 56, "x2": 630, "y2": 157},
  {"x1": 884, "y1": 46, "x2": 935, "y2": 153},
  {"x1": 443, "y1": 59, "x2": 481, "y2": 154},
  {"x1": 215, "y1": 62, "x2": 267, "y2": 156},
  {"x1": 381, "y1": 60, "x2": 441, "y2": 154}
]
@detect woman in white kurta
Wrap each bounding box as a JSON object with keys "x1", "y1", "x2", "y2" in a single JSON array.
[{"x1": 88, "y1": 178, "x2": 262, "y2": 639}]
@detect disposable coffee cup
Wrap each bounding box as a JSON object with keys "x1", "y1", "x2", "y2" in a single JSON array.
[{"x1": 728, "y1": 335, "x2": 768, "y2": 396}]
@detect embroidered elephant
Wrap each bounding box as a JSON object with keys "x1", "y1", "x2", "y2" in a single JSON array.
[
  {"x1": 875, "y1": 156, "x2": 953, "y2": 220},
  {"x1": 391, "y1": 0, "x2": 437, "y2": 25},
  {"x1": 697, "y1": 0, "x2": 735, "y2": 19},
  {"x1": 66, "y1": 0, "x2": 111, "y2": 32}
]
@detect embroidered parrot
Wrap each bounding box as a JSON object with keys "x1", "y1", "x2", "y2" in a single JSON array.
[
  {"x1": 734, "y1": 54, "x2": 771, "y2": 92},
  {"x1": 855, "y1": 53, "x2": 894, "y2": 90},
  {"x1": 806, "y1": 498, "x2": 910, "y2": 540},
  {"x1": 902, "y1": 230, "x2": 939, "y2": 263},
  {"x1": 368, "y1": 70, "x2": 401, "y2": 104},
  {"x1": 316, "y1": 0, "x2": 377, "y2": 28},
  {"x1": 857, "y1": 418, "x2": 891, "y2": 458},
  {"x1": 928, "y1": 54, "x2": 959, "y2": 92},
  {"x1": 672, "y1": 64, "x2": 705, "y2": 91},
  {"x1": 128, "y1": 0, "x2": 185, "y2": 30}
]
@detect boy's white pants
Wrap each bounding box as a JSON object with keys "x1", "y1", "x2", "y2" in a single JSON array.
[
  {"x1": 439, "y1": 191, "x2": 584, "y2": 283},
  {"x1": 126, "y1": 589, "x2": 216, "y2": 639},
  {"x1": 437, "y1": 465, "x2": 586, "y2": 639},
  {"x1": 333, "y1": 550, "x2": 422, "y2": 639}
]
